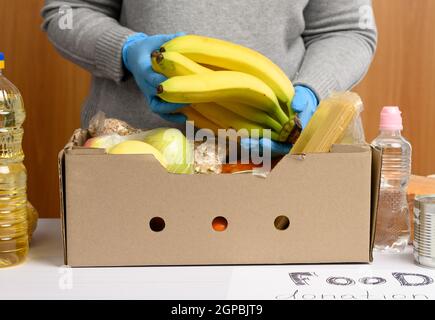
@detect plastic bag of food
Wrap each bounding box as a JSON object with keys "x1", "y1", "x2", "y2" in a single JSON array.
[
  {"x1": 194, "y1": 140, "x2": 225, "y2": 174},
  {"x1": 339, "y1": 95, "x2": 366, "y2": 145},
  {"x1": 88, "y1": 111, "x2": 139, "y2": 137},
  {"x1": 291, "y1": 92, "x2": 364, "y2": 154}
]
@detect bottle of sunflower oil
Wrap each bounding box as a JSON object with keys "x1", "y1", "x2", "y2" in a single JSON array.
[
  {"x1": 27, "y1": 201, "x2": 38, "y2": 242},
  {"x1": 0, "y1": 52, "x2": 29, "y2": 268}
]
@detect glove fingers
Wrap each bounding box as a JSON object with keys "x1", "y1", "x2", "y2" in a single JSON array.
[
  {"x1": 139, "y1": 80, "x2": 187, "y2": 114},
  {"x1": 240, "y1": 138, "x2": 291, "y2": 158},
  {"x1": 260, "y1": 138, "x2": 292, "y2": 156},
  {"x1": 139, "y1": 80, "x2": 163, "y2": 104},
  {"x1": 136, "y1": 78, "x2": 155, "y2": 101},
  {"x1": 149, "y1": 95, "x2": 188, "y2": 113},
  {"x1": 144, "y1": 67, "x2": 168, "y2": 88},
  {"x1": 240, "y1": 138, "x2": 261, "y2": 155},
  {"x1": 158, "y1": 112, "x2": 188, "y2": 124}
]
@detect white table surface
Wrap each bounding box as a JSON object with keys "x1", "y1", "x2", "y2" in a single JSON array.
[{"x1": 1, "y1": 219, "x2": 434, "y2": 300}]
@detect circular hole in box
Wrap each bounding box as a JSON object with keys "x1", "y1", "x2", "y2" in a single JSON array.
[
  {"x1": 149, "y1": 217, "x2": 165, "y2": 232},
  {"x1": 212, "y1": 216, "x2": 228, "y2": 232},
  {"x1": 274, "y1": 216, "x2": 290, "y2": 231}
]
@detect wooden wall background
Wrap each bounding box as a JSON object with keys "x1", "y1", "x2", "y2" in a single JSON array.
[
  {"x1": 0, "y1": 0, "x2": 90, "y2": 219},
  {"x1": 0, "y1": 0, "x2": 434, "y2": 218}
]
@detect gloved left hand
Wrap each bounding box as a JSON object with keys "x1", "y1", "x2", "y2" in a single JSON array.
[
  {"x1": 122, "y1": 32, "x2": 188, "y2": 124},
  {"x1": 240, "y1": 85, "x2": 319, "y2": 157}
]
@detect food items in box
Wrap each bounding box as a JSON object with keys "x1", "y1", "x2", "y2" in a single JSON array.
[
  {"x1": 84, "y1": 134, "x2": 126, "y2": 150},
  {"x1": 194, "y1": 141, "x2": 225, "y2": 174},
  {"x1": 88, "y1": 111, "x2": 139, "y2": 137},
  {"x1": 291, "y1": 92, "x2": 362, "y2": 154},
  {"x1": 109, "y1": 141, "x2": 167, "y2": 168},
  {"x1": 143, "y1": 128, "x2": 194, "y2": 174},
  {"x1": 85, "y1": 127, "x2": 194, "y2": 175}
]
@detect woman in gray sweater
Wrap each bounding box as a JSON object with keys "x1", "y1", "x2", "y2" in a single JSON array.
[{"x1": 42, "y1": 0, "x2": 377, "y2": 153}]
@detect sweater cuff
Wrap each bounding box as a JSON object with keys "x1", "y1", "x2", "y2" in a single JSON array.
[
  {"x1": 293, "y1": 69, "x2": 339, "y2": 101},
  {"x1": 96, "y1": 26, "x2": 136, "y2": 83}
]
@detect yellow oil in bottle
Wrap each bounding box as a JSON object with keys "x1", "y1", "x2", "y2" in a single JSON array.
[
  {"x1": 27, "y1": 201, "x2": 38, "y2": 241},
  {"x1": 0, "y1": 52, "x2": 29, "y2": 268}
]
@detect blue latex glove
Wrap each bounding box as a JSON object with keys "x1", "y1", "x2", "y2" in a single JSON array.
[
  {"x1": 122, "y1": 33, "x2": 188, "y2": 124},
  {"x1": 291, "y1": 85, "x2": 319, "y2": 129},
  {"x1": 240, "y1": 138, "x2": 292, "y2": 158},
  {"x1": 240, "y1": 85, "x2": 319, "y2": 157}
]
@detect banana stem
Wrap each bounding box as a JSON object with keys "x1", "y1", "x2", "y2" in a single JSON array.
[
  {"x1": 270, "y1": 131, "x2": 280, "y2": 141},
  {"x1": 151, "y1": 50, "x2": 161, "y2": 59},
  {"x1": 274, "y1": 106, "x2": 290, "y2": 127},
  {"x1": 152, "y1": 51, "x2": 164, "y2": 63},
  {"x1": 276, "y1": 115, "x2": 303, "y2": 143},
  {"x1": 278, "y1": 121, "x2": 292, "y2": 142},
  {"x1": 286, "y1": 116, "x2": 303, "y2": 145}
]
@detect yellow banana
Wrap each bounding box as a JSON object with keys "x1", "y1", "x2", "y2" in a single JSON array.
[
  {"x1": 161, "y1": 35, "x2": 295, "y2": 109},
  {"x1": 199, "y1": 64, "x2": 227, "y2": 71},
  {"x1": 180, "y1": 106, "x2": 220, "y2": 134},
  {"x1": 217, "y1": 101, "x2": 282, "y2": 133},
  {"x1": 191, "y1": 103, "x2": 280, "y2": 141},
  {"x1": 152, "y1": 52, "x2": 283, "y2": 134},
  {"x1": 157, "y1": 71, "x2": 290, "y2": 127},
  {"x1": 151, "y1": 51, "x2": 212, "y2": 77}
]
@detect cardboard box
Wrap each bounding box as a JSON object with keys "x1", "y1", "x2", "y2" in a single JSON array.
[{"x1": 58, "y1": 129, "x2": 381, "y2": 267}]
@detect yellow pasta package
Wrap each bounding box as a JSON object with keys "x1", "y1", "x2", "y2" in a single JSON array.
[{"x1": 291, "y1": 92, "x2": 362, "y2": 154}]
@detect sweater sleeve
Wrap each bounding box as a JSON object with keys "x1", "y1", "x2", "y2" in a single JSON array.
[
  {"x1": 293, "y1": 0, "x2": 378, "y2": 100},
  {"x1": 41, "y1": 0, "x2": 136, "y2": 82}
]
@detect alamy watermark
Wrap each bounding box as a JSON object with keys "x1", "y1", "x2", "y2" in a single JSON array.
[
  {"x1": 58, "y1": 265, "x2": 73, "y2": 290},
  {"x1": 184, "y1": 122, "x2": 273, "y2": 172},
  {"x1": 58, "y1": 5, "x2": 73, "y2": 30},
  {"x1": 359, "y1": 5, "x2": 376, "y2": 30}
]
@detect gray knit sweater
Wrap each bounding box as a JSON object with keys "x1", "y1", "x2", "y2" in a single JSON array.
[{"x1": 41, "y1": 0, "x2": 377, "y2": 129}]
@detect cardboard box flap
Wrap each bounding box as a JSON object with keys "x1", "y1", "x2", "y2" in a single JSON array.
[
  {"x1": 68, "y1": 148, "x2": 106, "y2": 155},
  {"x1": 331, "y1": 144, "x2": 381, "y2": 261},
  {"x1": 58, "y1": 128, "x2": 92, "y2": 264},
  {"x1": 65, "y1": 129, "x2": 89, "y2": 150},
  {"x1": 57, "y1": 149, "x2": 67, "y2": 265},
  {"x1": 370, "y1": 145, "x2": 382, "y2": 261},
  {"x1": 271, "y1": 144, "x2": 372, "y2": 180},
  {"x1": 333, "y1": 143, "x2": 380, "y2": 261},
  {"x1": 330, "y1": 144, "x2": 371, "y2": 154}
]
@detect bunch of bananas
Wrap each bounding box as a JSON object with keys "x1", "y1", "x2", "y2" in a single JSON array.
[{"x1": 152, "y1": 35, "x2": 301, "y2": 143}]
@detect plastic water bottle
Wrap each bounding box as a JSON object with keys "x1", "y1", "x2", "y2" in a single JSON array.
[
  {"x1": 372, "y1": 106, "x2": 412, "y2": 253},
  {"x1": 0, "y1": 53, "x2": 29, "y2": 267}
]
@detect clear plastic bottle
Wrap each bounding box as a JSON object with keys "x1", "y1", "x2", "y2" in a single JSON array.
[
  {"x1": 0, "y1": 52, "x2": 29, "y2": 267},
  {"x1": 27, "y1": 201, "x2": 38, "y2": 242},
  {"x1": 372, "y1": 106, "x2": 412, "y2": 253}
]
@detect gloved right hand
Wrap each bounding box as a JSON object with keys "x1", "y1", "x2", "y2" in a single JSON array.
[
  {"x1": 240, "y1": 137, "x2": 292, "y2": 159},
  {"x1": 122, "y1": 33, "x2": 188, "y2": 124},
  {"x1": 239, "y1": 85, "x2": 318, "y2": 157}
]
